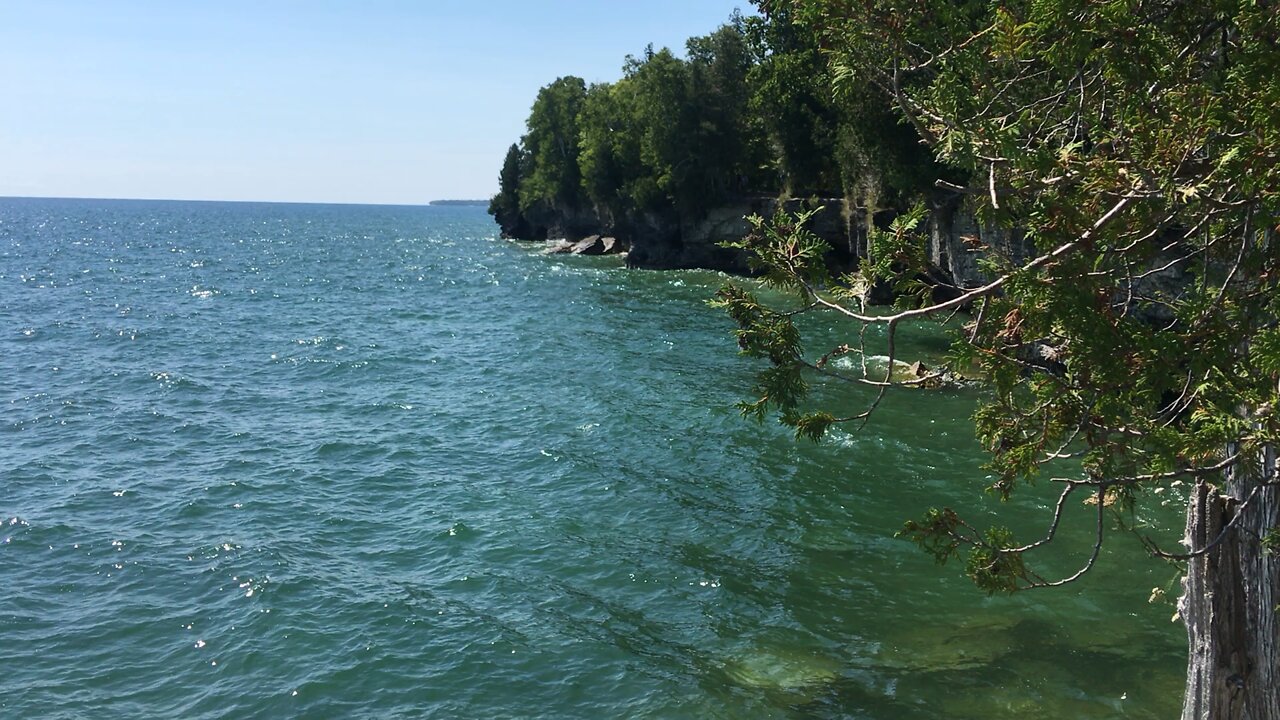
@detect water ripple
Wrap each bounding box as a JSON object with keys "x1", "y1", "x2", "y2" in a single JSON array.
[{"x1": 0, "y1": 199, "x2": 1185, "y2": 719}]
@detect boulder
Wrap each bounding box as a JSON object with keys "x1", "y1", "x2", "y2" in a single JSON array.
[
  {"x1": 542, "y1": 239, "x2": 575, "y2": 254},
  {"x1": 574, "y1": 235, "x2": 618, "y2": 255},
  {"x1": 544, "y1": 235, "x2": 621, "y2": 256}
]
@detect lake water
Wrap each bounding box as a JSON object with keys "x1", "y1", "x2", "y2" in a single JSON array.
[{"x1": 1, "y1": 198, "x2": 1185, "y2": 718}]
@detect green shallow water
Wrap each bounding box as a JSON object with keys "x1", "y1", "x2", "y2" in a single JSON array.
[{"x1": 0, "y1": 198, "x2": 1185, "y2": 718}]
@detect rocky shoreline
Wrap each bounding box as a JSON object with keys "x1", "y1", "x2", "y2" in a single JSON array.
[{"x1": 496, "y1": 195, "x2": 1031, "y2": 302}]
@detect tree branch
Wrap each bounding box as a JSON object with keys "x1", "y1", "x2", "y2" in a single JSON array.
[
  {"x1": 797, "y1": 195, "x2": 1135, "y2": 327},
  {"x1": 1023, "y1": 486, "x2": 1107, "y2": 589}
]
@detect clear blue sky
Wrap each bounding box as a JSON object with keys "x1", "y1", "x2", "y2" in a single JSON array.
[{"x1": 0, "y1": 1, "x2": 754, "y2": 205}]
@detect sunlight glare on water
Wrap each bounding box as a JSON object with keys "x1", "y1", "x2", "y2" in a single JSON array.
[{"x1": 0, "y1": 198, "x2": 1184, "y2": 718}]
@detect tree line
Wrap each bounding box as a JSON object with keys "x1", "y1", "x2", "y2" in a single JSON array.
[{"x1": 489, "y1": 9, "x2": 945, "y2": 241}]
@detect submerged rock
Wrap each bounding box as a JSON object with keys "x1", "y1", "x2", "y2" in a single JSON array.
[
  {"x1": 722, "y1": 646, "x2": 842, "y2": 692},
  {"x1": 838, "y1": 355, "x2": 977, "y2": 388},
  {"x1": 871, "y1": 616, "x2": 1021, "y2": 673}
]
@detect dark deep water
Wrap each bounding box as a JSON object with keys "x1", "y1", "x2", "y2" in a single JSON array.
[{"x1": 1, "y1": 197, "x2": 1185, "y2": 718}]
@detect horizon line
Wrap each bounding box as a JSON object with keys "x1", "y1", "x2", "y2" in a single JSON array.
[{"x1": 0, "y1": 194, "x2": 494, "y2": 208}]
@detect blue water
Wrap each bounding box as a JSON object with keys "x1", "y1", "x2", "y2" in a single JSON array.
[{"x1": 1, "y1": 197, "x2": 1184, "y2": 718}]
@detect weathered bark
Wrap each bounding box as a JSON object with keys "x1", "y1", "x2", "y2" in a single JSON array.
[{"x1": 1179, "y1": 445, "x2": 1280, "y2": 719}]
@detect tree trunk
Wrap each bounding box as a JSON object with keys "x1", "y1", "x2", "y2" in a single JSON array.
[{"x1": 1180, "y1": 445, "x2": 1280, "y2": 719}]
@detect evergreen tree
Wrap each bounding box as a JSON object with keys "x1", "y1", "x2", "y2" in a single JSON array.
[
  {"x1": 488, "y1": 143, "x2": 526, "y2": 236},
  {"x1": 494, "y1": 10, "x2": 952, "y2": 241},
  {"x1": 721, "y1": 2, "x2": 1280, "y2": 716}
]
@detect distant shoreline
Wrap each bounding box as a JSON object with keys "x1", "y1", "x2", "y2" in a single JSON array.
[{"x1": 0, "y1": 195, "x2": 490, "y2": 209}]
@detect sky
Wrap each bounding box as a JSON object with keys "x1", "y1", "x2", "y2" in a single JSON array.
[{"x1": 0, "y1": 1, "x2": 755, "y2": 205}]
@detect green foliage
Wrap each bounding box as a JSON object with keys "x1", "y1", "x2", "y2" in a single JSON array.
[
  {"x1": 684, "y1": 18, "x2": 773, "y2": 203},
  {"x1": 498, "y1": 2, "x2": 1280, "y2": 597},
  {"x1": 1252, "y1": 329, "x2": 1280, "y2": 377},
  {"x1": 488, "y1": 143, "x2": 526, "y2": 228},
  {"x1": 965, "y1": 527, "x2": 1025, "y2": 595},
  {"x1": 898, "y1": 508, "x2": 965, "y2": 565},
  {"x1": 578, "y1": 81, "x2": 649, "y2": 216},
  {"x1": 713, "y1": 284, "x2": 804, "y2": 366},
  {"x1": 496, "y1": 9, "x2": 950, "y2": 240},
  {"x1": 724, "y1": 208, "x2": 833, "y2": 290},
  {"x1": 519, "y1": 76, "x2": 589, "y2": 213},
  {"x1": 622, "y1": 47, "x2": 702, "y2": 213},
  {"x1": 899, "y1": 513, "x2": 1025, "y2": 594},
  {"x1": 720, "y1": 0, "x2": 1280, "y2": 594},
  {"x1": 749, "y1": 38, "x2": 841, "y2": 195},
  {"x1": 793, "y1": 411, "x2": 836, "y2": 442},
  {"x1": 710, "y1": 284, "x2": 808, "y2": 424},
  {"x1": 1264, "y1": 528, "x2": 1280, "y2": 556},
  {"x1": 861, "y1": 202, "x2": 931, "y2": 299}
]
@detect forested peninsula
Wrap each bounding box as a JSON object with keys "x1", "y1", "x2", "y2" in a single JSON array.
[{"x1": 488, "y1": 8, "x2": 1016, "y2": 293}]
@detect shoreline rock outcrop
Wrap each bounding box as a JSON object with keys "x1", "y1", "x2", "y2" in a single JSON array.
[
  {"x1": 543, "y1": 235, "x2": 621, "y2": 256},
  {"x1": 496, "y1": 195, "x2": 1033, "y2": 304}
]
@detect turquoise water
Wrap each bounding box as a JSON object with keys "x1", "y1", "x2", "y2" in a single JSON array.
[{"x1": 1, "y1": 198, "x2": 1185, "y2": 718}]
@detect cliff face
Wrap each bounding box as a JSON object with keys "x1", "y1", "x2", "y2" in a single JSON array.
[
  {"x1": 927, "y1": 198, "x2": 1033, "y2": 291},
  {"x1": 494, "y1": 202, "x2": 602, "y2": 244},
  {"x1": 623, "y1": 199, "x2": 859, "y2": 274},
  {"x1": 494, "y1": 196, "x2": 1032, "y2": 298}
]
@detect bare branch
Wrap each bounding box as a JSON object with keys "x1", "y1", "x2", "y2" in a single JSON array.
[
  {"x1": 1006, "y1": 483, "x2": 1080, "y2": 553},
  {"x1": 891, "y1": 57, "x2": 941, "y2": 147},
  {"x1": 1023, "y1": 486, "x2": 1107, "y2": 589},
  {"x1": 1048, "y1": 454, "x2": 1243, "y2": 490},
  {"x1": 988, "y1": 162, "x2": 1000, "y2": 209},
  {"x1": 900, "y1": 22, "x2": 997, "y2": 71},
  {"x1": 798, "y1": 195, "x2": 1135, "y2": 327}
]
